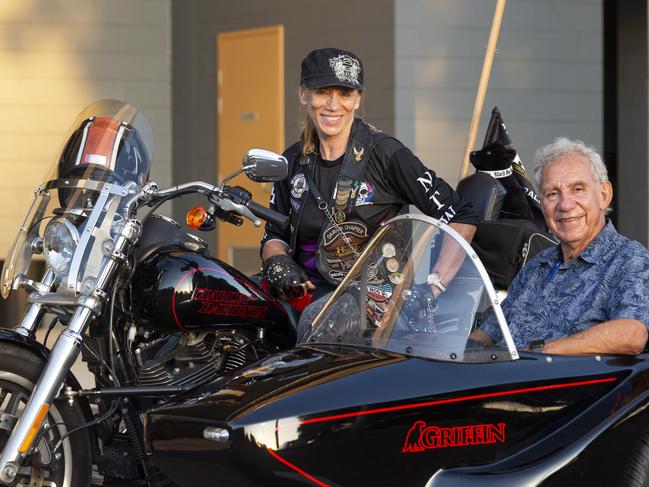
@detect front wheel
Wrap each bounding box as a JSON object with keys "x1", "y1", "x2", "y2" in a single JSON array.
[{"x1": 0, "y1": 343, "x2": 93, "y2": 486}]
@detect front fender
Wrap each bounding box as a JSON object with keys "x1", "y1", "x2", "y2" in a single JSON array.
[{"x1": 0, "y1": 328, "x2": 94, "y2": 423}]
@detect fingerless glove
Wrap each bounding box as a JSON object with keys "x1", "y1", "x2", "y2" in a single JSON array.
[{"x1": 263, "y1": 254, "x2": 309, "y2": 299}]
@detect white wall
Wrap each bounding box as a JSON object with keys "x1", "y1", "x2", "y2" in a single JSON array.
[
  {"x1": 395, "y1": 0, "x2": 603, "y2": 187},
  {"x1": 0, "y1": 0, "x2": 171, "y2": 259}
]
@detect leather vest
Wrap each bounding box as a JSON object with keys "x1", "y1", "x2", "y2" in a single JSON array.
[{"x1": 287, "y1": 119, "x2": 389, "y2": 284}]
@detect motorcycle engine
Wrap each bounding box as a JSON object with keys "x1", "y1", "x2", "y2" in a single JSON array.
[{"x1": 132, "y1": 331, "x2": 253, "y2": 387}]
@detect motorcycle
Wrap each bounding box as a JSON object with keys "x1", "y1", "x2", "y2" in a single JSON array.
[{"x1": 0, "y1": 99, "x2": 296, "y2": 486}]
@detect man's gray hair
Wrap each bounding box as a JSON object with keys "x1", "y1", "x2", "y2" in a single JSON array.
[{"x1": 533, "y1": 137, "x2": 609, "y2": 189}]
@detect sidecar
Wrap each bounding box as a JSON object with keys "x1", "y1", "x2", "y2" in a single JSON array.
[{"x1": 143, "y1": 215, "x2": 649, "y2": 487}]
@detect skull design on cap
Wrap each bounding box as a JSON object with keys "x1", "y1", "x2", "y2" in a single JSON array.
[{"x1": 329, "y1": 55, "x2": 362, "y2": 87}]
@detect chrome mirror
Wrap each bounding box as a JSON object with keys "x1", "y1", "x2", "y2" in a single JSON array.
[{"x1": 242, "y1": 149, "x2": 288, "y2": 182}]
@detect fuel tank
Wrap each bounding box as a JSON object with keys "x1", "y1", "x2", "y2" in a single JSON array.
[{"x1": 131, "y1": 215, "x2": 289, "y2": 334}]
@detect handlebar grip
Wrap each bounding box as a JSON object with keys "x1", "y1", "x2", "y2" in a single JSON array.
[{"x1": 246, "y1": 201, "x2": 289, "y2": 230}]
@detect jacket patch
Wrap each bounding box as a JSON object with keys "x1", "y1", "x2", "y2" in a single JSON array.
[
  {"x1": 319, "y1": 221, "x2": 370, "y2": 281},
  {"x1": 355, "y1": 181, "x2": 375, "y2": 206},
  {"x1": 290, "y1": 173, "x2": 308, "y2": 199}
]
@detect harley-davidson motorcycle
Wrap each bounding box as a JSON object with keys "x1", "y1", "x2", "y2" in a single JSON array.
[{"x1": 0, "y1": 100, "x2": 296, "y2": 486}]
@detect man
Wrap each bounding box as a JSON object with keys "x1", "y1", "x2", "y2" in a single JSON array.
[{"x1": 477, "y1": 137, "x2": 649, "y2": 355}]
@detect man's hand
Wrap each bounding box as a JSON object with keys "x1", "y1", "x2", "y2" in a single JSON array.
[{"x1": 468, "y1": 329, "x2": 495, "y2": 346}]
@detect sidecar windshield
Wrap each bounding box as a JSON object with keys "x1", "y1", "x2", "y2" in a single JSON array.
[
  {"x1": 300, "y1": 215, "x2": 518, "y2": 363},
  {"x1": 1, "y1": 100, "x2": 154, "y2": 298}
]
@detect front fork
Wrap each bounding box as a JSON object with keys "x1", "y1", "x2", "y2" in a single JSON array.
[{"x1": 0, "y1": 219, "x2": 141, "y2": 484}]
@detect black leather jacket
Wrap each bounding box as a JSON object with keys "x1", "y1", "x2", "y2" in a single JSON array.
[{"x1": 261, "y1": 119, "x2": 479, "y2": 282}]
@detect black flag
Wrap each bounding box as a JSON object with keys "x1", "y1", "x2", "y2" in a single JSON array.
[{"x1": 470, "y1": 107, "x2": 545, "y2": 228}]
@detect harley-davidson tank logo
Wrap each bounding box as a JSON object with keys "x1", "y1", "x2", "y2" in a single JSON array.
[
  {"x1": 402, "y1": 421, "x2": 506, "y2": 452},
  {"x1": 193, "y1": 288, "x2": 268, "y2": 318}
]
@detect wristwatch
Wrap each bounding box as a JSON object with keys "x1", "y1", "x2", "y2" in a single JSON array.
[
  {"x1": 426, "y1": 272, "x2": 446, "y2": 293},
  {"x1": 528, "y1": 339, "x2": 545, "y2": 353}
]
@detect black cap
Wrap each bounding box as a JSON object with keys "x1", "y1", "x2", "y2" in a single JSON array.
[{"x1": 300, "y1": 48, "x2": 364, "y2": 90}]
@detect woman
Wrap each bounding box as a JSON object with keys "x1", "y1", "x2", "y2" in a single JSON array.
[{"x1": 261, "y1": 47, "x2": 479, "y2": 332}]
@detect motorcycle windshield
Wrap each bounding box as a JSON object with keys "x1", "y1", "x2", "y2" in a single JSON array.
[
  {"x1": 301, "y1": 215, "x2": 518, "y2": 362},
  {"x1": 1, "y1": 100, "x2": 154, "y2": 298}
]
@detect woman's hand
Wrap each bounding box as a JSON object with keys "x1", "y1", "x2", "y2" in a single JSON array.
[{"x1": 263, "y1": 254, "x2": 315, "y2": 299}]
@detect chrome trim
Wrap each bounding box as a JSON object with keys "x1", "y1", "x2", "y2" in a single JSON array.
[
  {"x1": 15, "y1": 276, "x2": 51, "y2": 294},
  {"x1": 0, "y1": 218, "x2": 141, "y2": 479},
  {"x1": 153, "y1": 181, "x2": 217, "y2": 199},
  {"x1": 15, "y1": 270, "x2": 56, "y2": 338},
  {"x1": 30, "y1": 238, "x2": 43, "y2": 255},
  {"x1": 109, "y1": 124, "x2": 126, "y2": 171},
  {"x1": 76, "y1": 295, "x2": 103, "y2": 314},
  {"x1": 65, "y1": 185, "x2": 112, "y2": 295},
  {"x1": 43, "y1": 178, "x2": 128, "y2": 197},
  {"x1": 150, "y1": 182, "x2": 259, "y2": 227},
  {"x1": 0, "y1": 372, "x2": 74, "y2": 486},
  {"x1": 42, "y1": 218, "x2": 80, "y2": 282},
  {"x1": 219, "y1": 166, "x2": 247, "y2": 189},
  {"x1": 0, "y1": 306, "x2": 92, "y2": 481},
  {"x1": 27, "y1": 293, "x2": 76, "y2": 306},
  {"x1": 73, "y1": 118, "x2": 91, "y2": 168},
  {"x1": 203, "y1": 427, "x2": 229, "y2": 443}
]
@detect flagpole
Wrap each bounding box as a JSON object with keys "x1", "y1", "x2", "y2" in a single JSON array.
[{"x1": 458, "y1": 0, "x2": 507, "y2": 182}]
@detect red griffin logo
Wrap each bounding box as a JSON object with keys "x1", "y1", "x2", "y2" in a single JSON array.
[
  {"x1": 193, "y1": 288, "x2": 268, "y2": 318},
  {"x1": 402, "y1": 421, "x2": 506, "y2": 453}
]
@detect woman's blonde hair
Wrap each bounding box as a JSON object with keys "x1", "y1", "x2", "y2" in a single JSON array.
[{"x1": 300, "y1": 107, "x2": 318, "y2": 157}]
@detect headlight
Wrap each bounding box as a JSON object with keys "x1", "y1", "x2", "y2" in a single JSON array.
[{"x1": 43, "y1": 218, "x2": 79, "y2": 276}]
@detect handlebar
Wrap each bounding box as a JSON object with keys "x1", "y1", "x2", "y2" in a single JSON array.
[
  {"x1": 143, "y1": 181, "x2": 288, "y2": 229},
  {"x1": 247, "y1": 200, "x2": 289, "y2": 230}
]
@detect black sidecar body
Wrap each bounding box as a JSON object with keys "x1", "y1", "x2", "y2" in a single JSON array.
[{"x1": 144, "y1": 215, "x2": 649, "y2": 487}]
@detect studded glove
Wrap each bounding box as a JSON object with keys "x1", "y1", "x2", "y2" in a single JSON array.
[
  {"x1": 402, "y1": 284, "x2": 438, "y2": 332},
  {"x1": 263, "y1": 254, "x2": 309, "y2": 300}
]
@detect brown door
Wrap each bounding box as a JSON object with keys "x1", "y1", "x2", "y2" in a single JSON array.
[{"x1": 217, "y1": 25, "x2": 284, "y2": 274}]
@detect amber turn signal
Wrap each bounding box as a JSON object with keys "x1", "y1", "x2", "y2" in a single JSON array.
[{"x1": 186, "y1": 206, "x2": 208, "y2": 230}]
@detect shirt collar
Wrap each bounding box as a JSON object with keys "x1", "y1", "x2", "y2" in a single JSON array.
[
  {"x1": 538, "y1": 220, "x2": 616, "y2": 266},
  {"x1": 539, "y1": 245, "x2": 562, "y2": 265},
  {"x1": 577, "y1": 220, "x2": 617, "y2": 264}
]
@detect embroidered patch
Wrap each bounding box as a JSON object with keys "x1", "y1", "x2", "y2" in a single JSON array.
[
  {"x1": 355, "y1": 181, "x2": 375, "y2": 206},
  {"x1": 329, "y1": 54, "x2": 362, "y2": 87},
  {"x1": 318, "y1": 221, "x2": 370, "y2": 283},
  {"x1": 367, "y1": 283, "x2": 392, "y2": 302},
  {"x1": 290, "y1": 173, "x2": 308, "y2": 199}
]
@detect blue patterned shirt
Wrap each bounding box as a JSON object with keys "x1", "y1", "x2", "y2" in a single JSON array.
[{"x1": 481, "y1": 221, "x2": 649, "y2": 349}]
